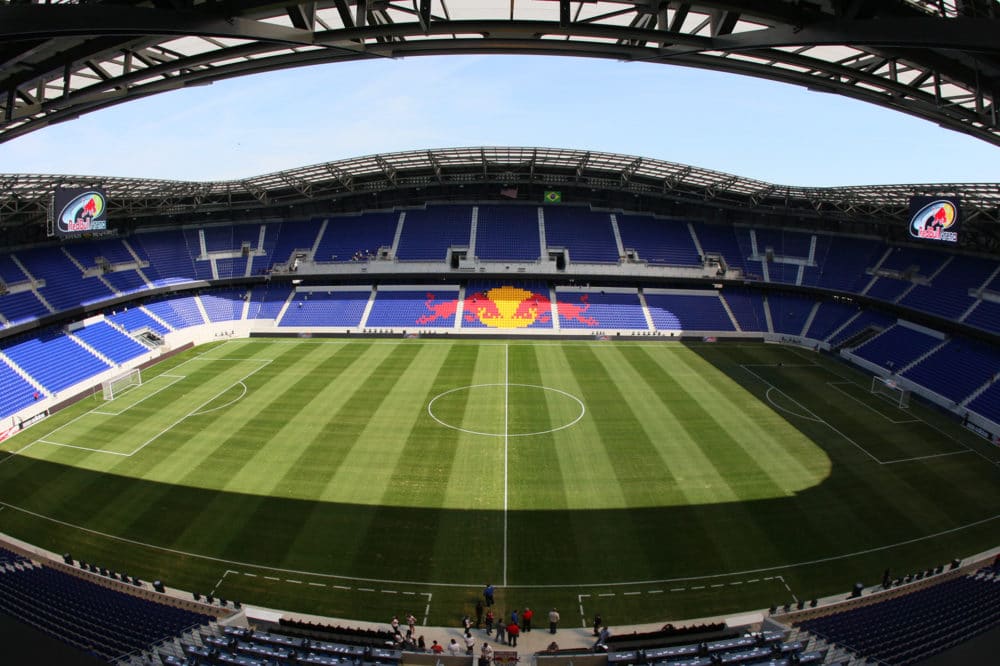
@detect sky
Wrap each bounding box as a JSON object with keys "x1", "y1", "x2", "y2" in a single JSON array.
[{"x1": 2, "y1": 54, "x2": 999, "y2": 188}]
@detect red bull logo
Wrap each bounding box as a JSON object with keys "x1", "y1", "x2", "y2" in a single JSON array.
[
  {"x1": 909, "y1": 199, "x2": 959, "y2": 243},
  {"x1": 556, "y1": 293, "x2": 598, "y2": 327},
  {"x1": 464, "y1": 286, "x2": 552, "y2": 328},
  {"x1": 416, "y1": 293, "x2": 459, "y2": 325},
  {"x1": 417, "y1": 287, "x2": 601, "y2": 328}
]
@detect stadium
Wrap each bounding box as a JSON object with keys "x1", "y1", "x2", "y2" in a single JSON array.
[{"x1": 1, "y1": 3, "x2": 999, "y2": 666}]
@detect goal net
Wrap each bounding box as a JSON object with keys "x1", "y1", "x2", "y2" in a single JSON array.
[
  {"x1": 102, "y1": 368, "x2": 142, "y2": 401},
  {"x1": 871, "y1": 375, "x2": 910, "y2": 408}
]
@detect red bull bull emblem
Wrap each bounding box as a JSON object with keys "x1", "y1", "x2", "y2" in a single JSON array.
[
  {"x1": 465, "y1": 286, "x2": 551, "y2": 328},
  {"x1": 556, "y1": 293, "x2": 598, "y2": 327},
  {"x1": 416, "y1": 293, "x2": 459, "y2": 325}
]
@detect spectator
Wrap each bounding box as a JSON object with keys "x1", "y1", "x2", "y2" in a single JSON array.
[
  {"x1": 521, "y1": 607, "x2": 533, "y2": 632},
  {"x1": 431, "y1": 640, "x2": 443, "y2": 654},
  {"x1": 465, "y1": 630, "x2": 476, "y2": 655},
  {"x1": 507, "y1": 621, "x2": 520, "y2": 647},
  {"x1": 548, "y1": 608, "x2": 560, "y2": 634},
  {"x1": 485, "y1": 608, "x2": 495, "y2": 633},
  {"x1": 448, "y1": 639, "x2": 461, "y2": 656}
]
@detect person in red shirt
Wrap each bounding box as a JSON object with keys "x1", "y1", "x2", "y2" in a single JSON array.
[
  {"x1": 431, "y1": 640, "x2": 443, "y2": 654},
  {"x1": 521, "y1": 607, "x2": 533, "y2": 632},
  {"x1": 507, "y1": 621, "x2": 520, "y2": 647}
]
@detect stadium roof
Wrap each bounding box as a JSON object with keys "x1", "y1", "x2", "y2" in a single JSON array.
[
  {"x1": 2, "y1": 146, "x2": 998, "y2": 250},
  {"x1": 1, "y1": 1, "x2": 999, "y2": 147}
]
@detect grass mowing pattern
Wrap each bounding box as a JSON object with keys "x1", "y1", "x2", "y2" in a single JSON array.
[{"x1": 0, "y1": 339, "x2": 997, "y2": 626}]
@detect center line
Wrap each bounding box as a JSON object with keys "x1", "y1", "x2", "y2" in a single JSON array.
[{"x1": 503, "y1": 343, "x2": 509, "y2": 587}]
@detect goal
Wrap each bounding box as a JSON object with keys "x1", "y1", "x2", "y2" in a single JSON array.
[
  {"x1": 102, "y1": 368, "x2": 142, "y2": 401},
  {"x1": 871, "y1": 375, "x2": 910, "y2": 408}
]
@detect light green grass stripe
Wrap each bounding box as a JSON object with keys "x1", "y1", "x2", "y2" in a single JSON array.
[
  {"x1": 439, "y1": 343, "x2": 506, "y2": 511},
  {"x1": 534, "y1": 343, "x2": 626, "y2": 509},
  {"x1": 559, "y1": 343, "x2": 676, "y2": 509},
  {"x1": 595, "y1": 345, "x2": 741, "y2": 506},
  {"x1": 506, "y1": 343, "x2": 569, "y2": 511},
  {"x1": 664, "y1": 347, "x2": 830, "y2": 493}
]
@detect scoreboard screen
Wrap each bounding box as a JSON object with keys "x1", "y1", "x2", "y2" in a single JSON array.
[
  {"x1": 908, "y1": 196, "x2": 960, "y2": 244},
  {"x1": 53, "y1": 187, "x2": 108, "y2": 236}
]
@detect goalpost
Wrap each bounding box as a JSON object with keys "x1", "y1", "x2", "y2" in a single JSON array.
[
  {"x1": 102, "y1": 368, "x2": 142, "y2": 401},
  {"x1": 871, "y1": 375, "x2": 910, "y2": 408}
]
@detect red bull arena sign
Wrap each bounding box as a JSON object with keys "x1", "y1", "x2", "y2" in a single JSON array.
[{"x1": 908, "y1": 196, "x2": 960, "y2": 244}]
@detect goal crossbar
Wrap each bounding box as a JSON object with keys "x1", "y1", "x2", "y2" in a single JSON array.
[
  {"x1": 871, "y1": 375, "x2": 910, "y2": 408},
  {"x1": 102, "y1": 368, "x2": 142, "y2": 401}
]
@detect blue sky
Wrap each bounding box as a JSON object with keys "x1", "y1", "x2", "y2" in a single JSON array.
[{"x1": 3, "y1": 54, "x2": 999, "y2": 187}]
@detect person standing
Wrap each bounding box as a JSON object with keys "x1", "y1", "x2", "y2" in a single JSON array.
[
  {"x1": 485, "y1": 608, "x2": 495, "y2": 634},
  {"x1": 475, "y1": 599, "x2": 484, "y2": 628},
  {"x1": 431, "y1": 640, "x2": 443, "y2": 654},
  {"x1": 548, "y1": 608, "x2": 560, "y2": 634},
  {"x1": 448, "y1": 639, "x2": 461, "y2": 656},
  {"x1": 521, "y1": 607, "x2": 533, "y2": 632},
  {"x1": 407, "y1": 612, "x2": 417, "y2": 636},
  {"x1": 483, "y1": 583, "x2": 495, "y2": 607},
  {"x1": 495, "y1": 617, "x2": 506, "y2": 644},
  {"x1": 480, "y1": 642, "x2": 494, "y2": 666},
  {"x1": 510, "y1": 609, "x2": 518, "y2": 627},
  {"x1": 507, "y1": 621, "x2": 520, "y2": 647},
  {"x1": 593, "y1": 613, "x2": 602, "y2": 637},
  {"x1": 465, "y1": 630, "x2": 476, "y2": 655}
]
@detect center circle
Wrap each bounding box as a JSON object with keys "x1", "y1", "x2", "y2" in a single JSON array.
[{"x1": 427, "y1": 383, "x2": 586, "y2": 437}]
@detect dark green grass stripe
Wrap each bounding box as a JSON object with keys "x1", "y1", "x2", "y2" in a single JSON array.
[
  {"x1": 110, "y1": 343, "x2": 366, "y2": 553},
  {"x1": 343, "y1": 343, "x2": 503, "y2": 583},
  {"x1": 507, "y1": 344, "x2": 567, "y2": 511},
  {"x1": 231, "y1": 343, "x2": 426, "y2": 573}
]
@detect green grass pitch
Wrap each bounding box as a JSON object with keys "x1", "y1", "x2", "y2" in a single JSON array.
[{"x1": 1, "y1": 338, "x2": 998, "y2": 628}]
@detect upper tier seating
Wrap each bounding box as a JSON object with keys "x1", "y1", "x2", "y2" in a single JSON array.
[
  {"x1": 806, "y1": 235, "x2": 884, "y2": 293},
  {"x1": 314, "y1": 212, "x2": 399, "y2": 263},
  {"x1": 964, "y1": 300, "x2": 1000, "y2": 336},
  {"x1": 615, "y1": 215, "x2": 700, "y2": 266},
  {"x1": 0, "y1": 291, "x2": 47, "y2": 328},
  {"x1": 396, "y1": 206, "x2": 471, "y2": 261},
  {"x1": 544, "y1": 208, "x2": 619, "y2": 263},
  {"x1": 368, "y1": 288, "x2": 462, "y2": 328},
  {"x1": 131, "y1": 229, "x2": 201, "y2": 286},
  {"x1": 15, "y1": 246, "x2": 113, "y2": 311},
  {"x1": 691, "y1": 222, "x2": 748, "y2": 276},
  {"x1": 852, "y1": 325, "x2": 942, "y2": 371},
  {"x1": 256, "y1": 219, "x2": 322, "y2": 273},
  {"x1": 475, "y1": 206, "x2": 541, "y2": 261},
  {"x1": 644, "y1": 291, "x2": 735, "y2": 331}
]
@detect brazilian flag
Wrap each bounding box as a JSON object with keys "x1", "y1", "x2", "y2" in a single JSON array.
[{"x1": 544, "y1": 190, "x2": 562, "y2": 204}]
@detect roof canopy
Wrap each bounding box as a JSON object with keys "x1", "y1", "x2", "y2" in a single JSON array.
[{"x1": 1, "y1": 1, "x2": 999, "y2": 146}]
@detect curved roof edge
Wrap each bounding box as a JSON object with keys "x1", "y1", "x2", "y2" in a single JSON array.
[{"x1": 1, "y1": 146, "x2": 998, "y2": 249}]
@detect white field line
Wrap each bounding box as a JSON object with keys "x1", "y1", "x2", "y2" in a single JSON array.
[
  {"x1": 1, "y1": 499, "x2": 994, "y2": 591},
  {"x1": 809, "y1": 359, "x2": 1000, "y2": 470},
  {"x1": 826, "y1": 381, "x2": 920, "y2": 425},
  {"x1": 742, "y1": 364, "x2": 882, "y2": 464},
  {"x1": 87, "y1": 374, "x2": 187, "y2": 417},
  {"x1": 34, "y1": 359, "x2": 270, "y2": 459},
  {"x1": 503, "y1": 343, "x2": 509, "y2": 588}
]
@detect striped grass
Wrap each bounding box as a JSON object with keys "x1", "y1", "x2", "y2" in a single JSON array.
[{"x1": 0, "y1": 339, "x2": 997, "y2": 624}]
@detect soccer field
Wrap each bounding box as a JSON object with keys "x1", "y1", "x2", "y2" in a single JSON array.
[{"x1": 1, "y1": 338, "x2": 998, "y2": 626}]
